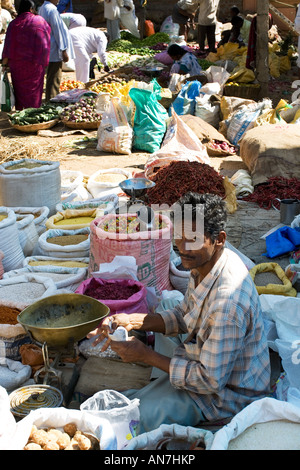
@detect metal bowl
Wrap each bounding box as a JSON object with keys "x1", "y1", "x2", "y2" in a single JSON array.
[
  {"x1": 17, "y1": 293, "x2": 110, "y2": 348},
  {"x1": 119, "y1": 178, "x2": 155, "y2": 199}
]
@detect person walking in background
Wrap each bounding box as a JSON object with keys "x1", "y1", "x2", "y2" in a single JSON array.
[
  {"x1": 39, "y1": 0, "x2": 74, "y2": 101},
  {"x1": 120, "y1": 0, "x2": 140, "y2": 38},
  {"x1": 69, "y1": 26, "x2": 110, "y2": 83},
  {"x1": 197, "y1": 0, "x2": 220, "y2": 53},
  {"x1": 133, "y1": 0, "x2": 146, "y2": 39},
  {"x1": 1, "y1": 0, "x2": 51, "y2": 110},
  {"x1": 56, "y1": 0, "x2": 73, "y2": 13},
  {"x1": 104, "y1": 0, "x2": 124, "y2": 43},
  {"x1": 172, "y1": 0, "x2": 201, "y2": 42}
]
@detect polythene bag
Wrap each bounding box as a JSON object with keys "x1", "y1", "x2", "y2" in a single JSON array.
[
  {"x1": 80, "y1": 390, "x2": 140, "y2": 450},
  {"x1": 1, "y1": 70, "x2": 15, "y2": 112},
  {"x1": 129, "y1": 86, "x2": 168, "y2": 153},
  {"x1": 170, "y1": 80, "x2": 202, "y2": 116},
  {"x1": 264, "y1": 226, "x2": 300, "y2": 258},
  {"x1": 75, "y1": 277, "x2": 148, "y2": 316}
]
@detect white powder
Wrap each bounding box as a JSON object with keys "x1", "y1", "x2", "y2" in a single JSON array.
[{"x1": 228, "y1": 420, "x2": 300, "y2": 450}]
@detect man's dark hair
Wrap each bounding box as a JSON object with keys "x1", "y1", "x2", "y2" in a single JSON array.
[
  {"x1": 177, "y1": 192, "x2": 227, "y2": 242},
  {"x1": 230, "y1": 6, "x2": 240, "y2": 16}
]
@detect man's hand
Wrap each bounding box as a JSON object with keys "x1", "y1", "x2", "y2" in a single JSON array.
[
  {"x1": 110, "y1": 336, "x2": 149, "y2": 363},
  {"x1": 62, "y1": 50, "x2": 69, "y2": 63}
]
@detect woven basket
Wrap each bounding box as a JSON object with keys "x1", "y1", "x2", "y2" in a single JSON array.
[
  {"x1": 224, "y1": 84, "x2": 261, "y2": 101},
  {"x1": 62, "y1": 120, "x2": 100, "y2": 129},
  {"x1": 10, "y1": 119, "x2": 59, "y2": 133}
]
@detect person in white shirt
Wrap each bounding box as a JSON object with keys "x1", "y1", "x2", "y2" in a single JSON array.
[
  {"x1": 69, "y1": 26, "x2": 109, "y2": 83},
  {"x1": 60, "y1": 12, "x2": 87, "y2": 29},
  {"x1": 104, "y1": 0, "x2": 124, "y2": 43},
  {"x1": 197, "y1": 0, "x2": 220, "y2": 53},
  {"x1": 172, "y1": 0, "x2": 201, "y2": 42}
]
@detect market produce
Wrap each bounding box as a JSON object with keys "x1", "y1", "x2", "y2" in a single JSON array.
[
  {"x1": 23, "y1": 424, "x2": 100, "y2": 450},
  {"x1": 60, "y1": 97, "x2": 101, "y2": 124},
  {"x1": 59, "y1": 80, "x2": 85, "y2": 91},
  {"x1": 8, "y1": 104, "x2": 62, "y2": 126},
  {"x1": 83, "y1": 280, "x2": 140, "y2": 300},
  {"x1": 209, "y1": 140, "x2": 236, "y2": 154},
  {"x1": 100, "y1": 215, "x2": 166, "y2": 234},
  {"x1": 147, "y1": 161, "x2": 225, "y2": 205},
  {"x1": 242, "y1": 176, "x2": 300, "y2": 209}
]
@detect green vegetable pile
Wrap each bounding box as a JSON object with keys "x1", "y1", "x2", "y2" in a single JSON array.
[
  {"x1": 8, "y1": 103, "x2": 63, "y2": 126},
  {"x1": 107, "y1": 31, "x2": 170, "y2": 56},
  {"x1": 197, "y1": 58, "x2": 215, "y2": 70}
]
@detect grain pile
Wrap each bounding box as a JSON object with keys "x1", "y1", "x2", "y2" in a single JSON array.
[{"x1": 227, "y1": 420, "x2": 300, "y2": 450}]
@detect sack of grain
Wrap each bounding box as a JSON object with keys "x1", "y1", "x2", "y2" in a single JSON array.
[
  {"x1": 60, "y1": 170, "x2": 84, "y2": 200},
  {"x1": 0, "y1": 306, "x2": 31, "y2": 360},
  {"x1": 0, "y1": 207, "x2": 25, "y2": 272},
  {"x1": 35, "y1": 227, "x2": 90, "y2": 258},
  {"x1": 45, "y1": 208, "x2": 99, "y2": 231},
  {"x1": 23, "y1": 255, "x2": 89, "y2": 269},
  {"x1": 11, "y1": 206, "x2": 50, "y2": 236},
  {"x1": 0, "y1": 250, "x2": 4, "y2": 279},
  {"x1": 15, "y1": 213, "x2": 39, "y2": 257},
  {"x1": 87, "y1": 168, "x2": 131, "y2": 198},
  {"x1": 0, "y1": 159, "x2": 61, "y2": 215},
  {"x1": 89, "y1": 214, "x2": 173, "y2": 295},
  {"x1": 56, "y1": 194, "x2": 118, "y2": 214},
  {"x1": 3, "y1": 265, "x2": 87, "y2": 292},
  {"x1": 0, "y1": 274, "x2": 58, "y2": 310},
  {"x1": 210, "y1": 397, "x2": 300, "y2": 450}
]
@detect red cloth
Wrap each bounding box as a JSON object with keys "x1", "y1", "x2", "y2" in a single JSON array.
[{"x1": 2, "y1": 12, "x2": 51, "y2": 109}]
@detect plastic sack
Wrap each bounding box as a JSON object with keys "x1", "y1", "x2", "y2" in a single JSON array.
[
  {"x1": 144, "y1": 19, "x2": 155, "y2": 36},
  {"x1": 89, "y1": 214, "x2": 173, "y2": 295},
  {"x1": 12, "y1": 206, "x2": 50, "y2": 236},
  {"x1": 0, "y1": 207, "x2": 25, "y2": 272},
  {"x1": 45, "y1": 208, "x2": 98, "y2": 231},
  {"x1": 87, "y1": 168, "x2": 131, "y2": 198},
  {"x1": 276, "y1": 340, "x2": 300, "y2": 390},
  {"x1": 97, "y1": 97, "x2": 133, "y2": 155},
  {"x1": 56, "y1": 194, "x2": 118, "y2": 213},
  {"x1": 210, "y1": 397, "x2": 300, "y2": 450},
  {"x1": 205, "y1": 65, "x2": 230, "y2": 88},
  {"x1": 170, "y1": 80, "x2": 202, "y2": 116},
  {"x1": 227, "y1": 99, "x2": 272, "y2": 145},
  {"x1": 195, "y1": 94, "x2": 220, "y2": 128},
  {"x1": 264, "y1": 226, "x2": 300, "y2": 259},
  {"x1": 35, "y1": 227, "x2": 90, "y2": 258},
  {"x1": 0, "y1": 250, "x2": 4, "y2": 279},
  {"x1": 124, "y1": 423, "x2": 214, "y2": 450},
  {"x1": 0, "y1": 159, "x2": 61, "y2": 216},
  {"x1": 0, "y1": 321, "x2": 30, "y2": 361},
  {"x1": 0, "y1": 70, "x2": 15, "y2": 112},
  {"x1": 249, "y1": 262, "x2": 297, "y2": 297},
  {"x1": 144, "y1": 108, "x2": 210, "y2": 179},
  {"x1": 3, "y1": 404, "x2": 117, "y2": 450},
  {"x1": 160, "y1": 15, "x2": 179, "y2": 37},
  {"x1": 80, "y1": 390, "x2": 140, "y2": 450},
  {"x1": 129, "y1": 86, "x2": 168, "y2": 153},
  {"x1": 16, "y1": 213, "x2": 39, "y2": 257},
  {"x1": 0, "y1": 358, "x2": 31, "y2": 391},
  {"x1": 75, "y1": 277, "x2": 148, "y2": 316}
]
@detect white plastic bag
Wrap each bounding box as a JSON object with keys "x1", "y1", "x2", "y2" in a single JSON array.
[
  {"x1": 97, "y1": 97, "x2": 133, "y2": 155},
  {"x1": 87, "y1": 168, "x2": 131, "y2": 198},
  {"x1": 0, "y1": 358, "x2": 31, "y2": 391},
  {"x1": 80, "y1": 390, "x2": 140, "y2": 450},
  {"x1": 195, "y1": 95, "x2": 220, "y2": 128},
  {"x1": 16, "y1": 213, "x2": 39, "y2": 257}
]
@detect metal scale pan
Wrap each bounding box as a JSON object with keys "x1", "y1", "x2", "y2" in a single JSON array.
[{"x1": 17, "y1": 293, "x2": 110, "y2": 387}]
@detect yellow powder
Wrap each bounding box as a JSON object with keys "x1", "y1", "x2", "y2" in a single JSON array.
[
  {"x1": 29, "y1": 260, "x2": 88, "y2": 267},
  {"x1": 0, "y1": 214, "x2": 8, "y2": 222},
  {"x1": 54, "y1": 217, "x2": 95, "y2": 226},
  {"x1": 48, "y1": 234, "x2": 89, "y2": 246}
]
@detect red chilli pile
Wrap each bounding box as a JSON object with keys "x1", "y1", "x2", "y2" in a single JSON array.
[
  {"x1": 147, "y1": 161, "x2": 225, "y2": 206},
  {"x1": 242, "y1": 176, "x2": 300, "y2": 209}
]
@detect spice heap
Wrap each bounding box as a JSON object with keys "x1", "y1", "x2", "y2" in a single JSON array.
[
  {"x1": 84, "y1": 280, "x2": 140, "y2": 300},
  {"x1": 242, "y1": 176, "x2": 300, "y2": 209},
  {"x1": 0, "y1": 305, "x2": 21, "y2": 325},
  {"x1": 147, "y1": 161, "x2": 225, "y2": 205}
]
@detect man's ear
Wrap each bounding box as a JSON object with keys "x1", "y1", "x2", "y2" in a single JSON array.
[{"x1": 216, "y1": 231, "x2": 226, "y2": 248}]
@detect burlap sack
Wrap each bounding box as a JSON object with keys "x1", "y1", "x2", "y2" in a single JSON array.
[{"x1": 239, "y1": 124, "x2": 300, "y2": 186}]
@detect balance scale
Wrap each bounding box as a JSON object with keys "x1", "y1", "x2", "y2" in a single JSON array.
[
  {"x1": 118, "y1": 177, "x2": 156, "y2": 230},
  {"x1": 16, "y1": 293, "x2": 110, "y2": 408}
]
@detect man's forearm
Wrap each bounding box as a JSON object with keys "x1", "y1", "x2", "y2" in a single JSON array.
[{"x1": 128, "y1": 313, "x2": 166, "y2": 334}]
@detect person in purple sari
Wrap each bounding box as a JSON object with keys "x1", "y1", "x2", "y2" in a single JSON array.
[{"x1": 1, "y1": 0, "x2": 51, "y2": 110}]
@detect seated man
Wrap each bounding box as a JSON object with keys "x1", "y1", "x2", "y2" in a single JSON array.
[{"x1": 89, "y1": 192, "x2": 271, "y2": 433}]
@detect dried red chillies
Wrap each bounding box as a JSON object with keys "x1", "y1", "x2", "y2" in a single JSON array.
[
  {"x1": 147, "y1": 161, "x2": 225, "y2": 205},
  {"x1": 242, "y1": 176, "x2": 300, "y2": 209},
  {"x1": 84, "y1": 283, "x2": 140, "y2": 300}
]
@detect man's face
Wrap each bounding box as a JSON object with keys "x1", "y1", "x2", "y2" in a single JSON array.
[{"x1": 174, "y1": 219, "x2": 217, "y2": 270}]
